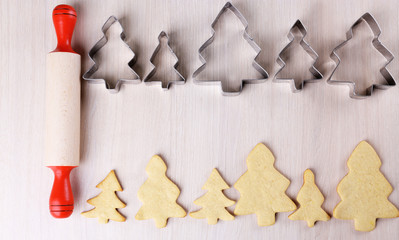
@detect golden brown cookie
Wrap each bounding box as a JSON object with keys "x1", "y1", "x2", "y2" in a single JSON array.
[
  {"x1": 81, "y1": 170, "x2": 126, "y2": 224},
  {"x1": 135, "y1": 155, "x2": 186, "y2": 228},
  {"x1": 334, "y1": 141, "x2": 399, "y2": 231},
  {"x1": 288, "y1": 169, "x2": 330, "y2": 227},
  {"x1": 190, "y1": 168, "x2": 235, "y2": 224},
  {"x1": 234, "y1": 143, "x2": 296, "y2": 226}
]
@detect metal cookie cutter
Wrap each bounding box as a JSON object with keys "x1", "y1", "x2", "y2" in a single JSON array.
[
  {"x1": 83, "y1": 16, "x2": 140, "y2": 93},
  {"x1": 143, "y1": 31, "x2": 185, "y2": 89},
  {"x1": 192, "y1": 1, "x2": 268, "y2": 96},
  {"x1": 328, "y1": 13, "x2": 395, "y2": 99},
  {"x1": 274, "y1": 20, "x2": 323, "y2": 92}
]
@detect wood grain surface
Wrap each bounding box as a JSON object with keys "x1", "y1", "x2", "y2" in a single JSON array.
[{"x1": 1, "y1": 0, "x2": 399, "y2": 239}]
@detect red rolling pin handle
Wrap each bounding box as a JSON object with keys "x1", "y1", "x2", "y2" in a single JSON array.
[
  {"x1": 48, "y1": 166, "x2": 76, "y2": 218},
  {"x1": 48, "y1": 4, "x2": 78, "y2": 219},
  {"x1": 52, "y1": 4, "x2": 77, "y2": 53}
]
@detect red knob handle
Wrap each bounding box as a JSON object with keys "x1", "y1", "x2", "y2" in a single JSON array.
[
  {"x1": 48, "y1": 166, "x2": 76, "y2": 218},
  {"x1": 52, "y1": 4, "x2": 77, "y2": 53}
]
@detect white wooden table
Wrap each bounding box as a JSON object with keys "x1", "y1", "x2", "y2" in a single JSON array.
[{"x1": 1, "y1": 0, "x2": 399, "y2": 239}]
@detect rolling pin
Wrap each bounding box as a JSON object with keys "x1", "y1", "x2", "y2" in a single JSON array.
[{"x1": 45, "y1": 5, "x2": 80, "y2": 218}]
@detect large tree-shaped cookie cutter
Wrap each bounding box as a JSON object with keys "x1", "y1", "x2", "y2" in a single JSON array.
[
  {"x1": 192, "y1": 2, "x2": 268, "y2": 96},
  {"x1": 274, "y1": 20, "x2": 323, "y2": 92},
  {"x1": 83, "y1": 16, "x2": 141, "y2": 93},
  {"x1": 143, "y1": 31, "x2": 185, "y2": 90},
  {"x1": 327, "y1": 13, "x2": 396, "y2": 99}
]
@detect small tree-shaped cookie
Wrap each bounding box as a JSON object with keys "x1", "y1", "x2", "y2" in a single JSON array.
[
  {"x1": 81, "y1": 170, "x2": 126, "y2": 224},
  {"x1": 135, "y1": 155, "x2": 186, "y2": 228},
  {"x1": 288, "y1": 169, "x2": 330, "y2": 227},
  {"x1": 334, "y1": 141, "x2": 399, "y2": 232},
  {"x1": 234, "y1": 143, "x2": 296, "y2": 226},
  {"x1": 190, "y1": 168, "x2": 235, "y2": 224}
]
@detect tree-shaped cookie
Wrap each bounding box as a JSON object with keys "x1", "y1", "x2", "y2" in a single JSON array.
[
  {"x1": 234, "y1": 143, "x2": 296, "y2": 226},
  {"x1": 135, "y1": 155, "x2": 186, "y2": 228},
  {"x1": 334, "y1": 141, "x2": 399, "y2": 231},
  {"x1": 288, "y1": 169, "x2": 330, "y2": 227},
  {"x1": 81, "y1": 170, "x2": 126, "y2": 224},
  {"x1": 190, "y1": 168, "x2": 235, "y2": 224}
]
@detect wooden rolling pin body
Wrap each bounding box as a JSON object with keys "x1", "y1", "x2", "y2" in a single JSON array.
[
  {"x1": 45, "y1": 5, "x2": 80, "y2": 218},
  {"x1": 45, "y1": 52, "x2": 80, "y2": 167}
]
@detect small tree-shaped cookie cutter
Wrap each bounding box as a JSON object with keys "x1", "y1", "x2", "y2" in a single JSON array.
[
  {"x1": 274, "y1": 20, "x2": 323, "y2": 92},
  {"x1": 327, "y1": 13, "x2": 396, "y2": 99},
  {"x1": 83, "y1": 16, "x2": 141, "y2": 93},
  {"x1": 192, "y1": 2, "x2": 268, "y2": 96},
  {"x1": 143, "y1": 31, "x2": 185, "y2": 90}
]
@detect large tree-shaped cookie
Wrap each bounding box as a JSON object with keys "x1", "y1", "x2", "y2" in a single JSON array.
[
  {"x1": 334, "y1": 141, "x2": 399, "y2": 231},
  {"x1": 81, "y1": 170, "x2": 126, "y2": 224},
  {"x1": 234, "y1": 143, "x2": 296, "y2": 226},
  {"x1": 135, "y1": 155, "x2": 186, "y2": 228},
  {"x1": 288, "y1": 169, "x2": 330, "y2": 227},
  {"x1": 190, "y1": 168, "x2": 235, "y2": 224}
]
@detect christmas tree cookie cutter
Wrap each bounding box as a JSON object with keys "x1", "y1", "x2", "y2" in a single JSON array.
[
  {"x1": 83, "y1": 16, "x2": 141, "y2": 93},
  {"x1": 327, "y1": 13, "x2": 396, "y2": 99},
  {"x1": 143, "y1": 31, "x2": 185, "y2": 90},
  {"x1": 192, "y1": 1, "x2": 268, "y2": 96},
  {"x1": 274, "y1": 20, "x2": 323, "y2": 92}
]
